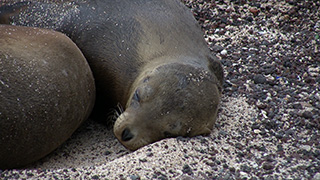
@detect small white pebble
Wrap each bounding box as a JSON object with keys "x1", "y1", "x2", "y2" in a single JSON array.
[
  {"x1": 301, "y1": 145, "x2": 311, "y2": 151},
  {"x1": 313, "y1": 173, "x2": 320, "y2": 180},
  {"x1": 220, "y1": 49, "x2": 227, "y2": 55},
  {"x1": 240, "y1": 171, "x2": 248, "y2": 177},
  {"x1": 254, "y1": 129, "x2": 261, "y2": 134}
]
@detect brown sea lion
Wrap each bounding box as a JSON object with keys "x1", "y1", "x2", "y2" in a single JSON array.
[
  {"x1": 0, "y1": 24, "x2": 95, "y2": 169},
  {"x1": 0, "y1": 0, "x2": 224, "y2": 151}
]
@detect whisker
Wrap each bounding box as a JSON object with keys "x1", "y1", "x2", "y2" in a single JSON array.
[
  {"x1": 106, "y1": 103, "x2": 124, "y2": 126},
  {"x1": 117, "y1": 103, "x2": 124, "y2": 114}
]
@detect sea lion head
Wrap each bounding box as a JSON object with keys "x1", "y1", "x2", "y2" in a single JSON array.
[{"x1": 113, "y1": 62, "x2": 222, "y2": 150}]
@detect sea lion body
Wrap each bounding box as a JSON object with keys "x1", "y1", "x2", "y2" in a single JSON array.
[
  {"x1": 0, "y1": 25, "x2": 95, "y2": 169},
  {"x1": 0, "y1": 0, "x2": 224, "y2": 151}
]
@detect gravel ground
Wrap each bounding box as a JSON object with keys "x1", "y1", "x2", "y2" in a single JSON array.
[{"x1": 1, "y1": 0, "x2": 320, "y2": 179}]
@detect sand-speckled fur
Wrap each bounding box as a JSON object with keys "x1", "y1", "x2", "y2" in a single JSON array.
[{"x1": 0, "y1": 24, "x2": 95, "y2": 169}]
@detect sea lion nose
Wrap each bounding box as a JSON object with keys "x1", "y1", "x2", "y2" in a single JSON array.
[{"x1": 122, "y1": 128, "x2": 134, "y2": 141}]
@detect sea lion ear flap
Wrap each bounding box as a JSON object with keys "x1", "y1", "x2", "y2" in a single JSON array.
[
  {"x1": 0, "y1": 2, "x2": 29, "y2": 24},
  {"x1": 207, "y1": 55, "x2": 224, "y2": 88}
]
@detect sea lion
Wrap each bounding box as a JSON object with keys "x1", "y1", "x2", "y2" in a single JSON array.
[
  {"x1": 0, "y1": 24, "x2": 95, "y2": 169},
  {"x1": 0, "y1": 0, "x2": 224, "y2": 151}
]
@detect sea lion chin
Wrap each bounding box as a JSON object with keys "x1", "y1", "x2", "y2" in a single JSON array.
[{"x1": 114, "y1": 61, "x2": 221, "y2": 150}]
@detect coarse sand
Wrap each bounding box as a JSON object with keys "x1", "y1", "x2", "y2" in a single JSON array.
[{"x1": 2, "y1": 96, "x2": 262, "y2": 179}]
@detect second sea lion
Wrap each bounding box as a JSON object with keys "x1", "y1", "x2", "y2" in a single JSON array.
[{"x1": 0, "y1": 24, "x2": 95, "y2": 169}]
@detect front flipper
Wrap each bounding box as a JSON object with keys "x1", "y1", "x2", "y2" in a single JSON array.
[{"x1": 208, "y1": 55, "x2": 224, "y2": 91}]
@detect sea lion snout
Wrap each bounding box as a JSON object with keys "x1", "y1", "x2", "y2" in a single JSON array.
[{"x1": 114, "y1": 110, "x2": 152, "y2": 151}]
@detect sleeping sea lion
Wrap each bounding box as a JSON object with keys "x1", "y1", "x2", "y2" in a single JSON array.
[
  {"x1": 0, "y1": 0, "x2": 223, "y2": 151},
  {"x1": 0, "y1": 24, "x2": 95, "y2": 169}
]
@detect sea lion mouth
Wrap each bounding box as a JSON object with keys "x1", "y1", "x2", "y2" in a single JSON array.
[{"x1": 164, "y1": 131, "x2": 175, "y2": 138}]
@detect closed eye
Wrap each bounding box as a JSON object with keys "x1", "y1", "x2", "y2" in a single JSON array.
[{"x1": 133, "y1": 89, "x2": 140, "y2": 102}]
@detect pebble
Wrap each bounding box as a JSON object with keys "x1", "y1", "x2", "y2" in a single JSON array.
[
  {"x1": 313, "y1": 173, "x2": 320, "y2": 180},
  {"x1": 240, "y1": 164, "x2": 251, "y2": 173},
  {"x1": 182, "y1": 164, "x2": 193, "y2": 176},
  {"x1": 211, "y1": 45, "x2": 224, "y2": 52},
  {"x1": 219, "y1": 130, "x2": 228, "y2": 136},
  {"x1": 91, "y1": 175, "x2": 100, "y2": 179},
  {"x1": 277, "y1": 144, "x2": 284, "y2": 152},
  {"x1": 104, "y1": 151, "x2": 112, "y2": 156},
  {"x1": 221, "y1": 49, "x2": 228, "y2": 55},
  {"x1": 253, "y1": 74, "x2": 266, "y2": 84},
  {"x1": 146, "y1": 152, "x2": 153, "y2": 157},
  {"x1": 251, "y1": 123, "x2": 260, "y2": 130},
  {"x1": 240, "y1": 171, "x2": 248, "y2": 177},
  {"x1": 139, "y1": 158, "x2": 147, "y2": 162},
  {"x1": 262, "y1": 162, "x2": 274, "y2": 170},
  {"x1": 129, "y1": 175, "x2": 140, "y2": 180},
  {"x1": 301, "y1": 145, "x2": 311, "y2": 151},
  {"x1": 308, "y1": 67, "x2": 320, "y2": 77},
  {"x1": 249, "y1": 7, "x2": 260, "y2": 16},
  {"x1": 254, "y1": 129, "x2": 261, "y2": 134},
  {"x1": 302, "y1": 111, "x2": 313, "y2": 119},
  {"x1": 292, "y1": 103, "x2": 302, "y2": 109}
]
